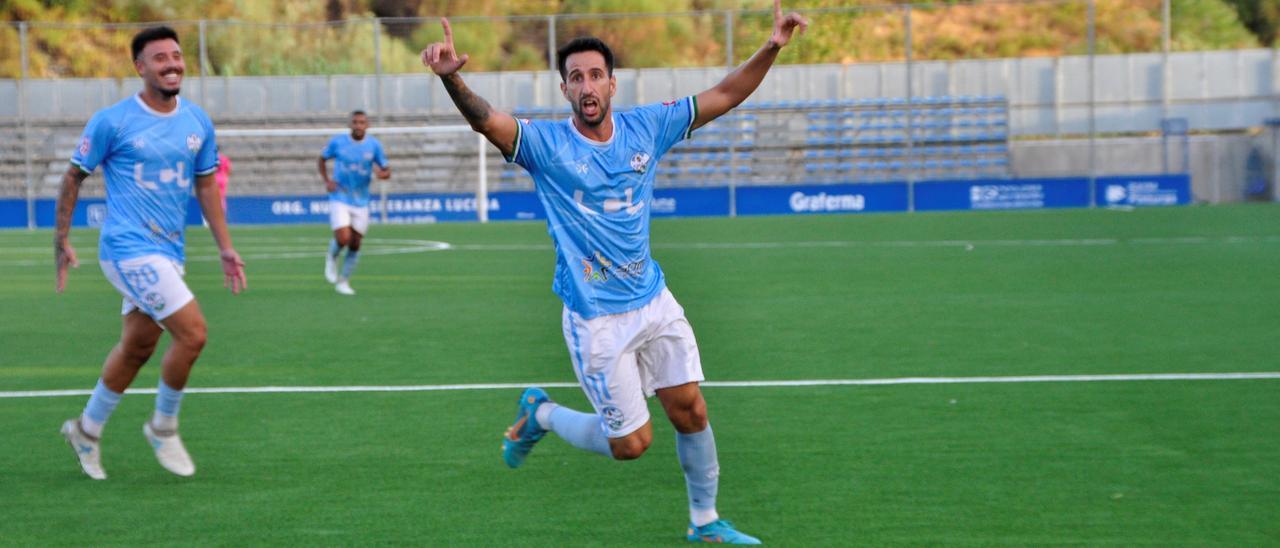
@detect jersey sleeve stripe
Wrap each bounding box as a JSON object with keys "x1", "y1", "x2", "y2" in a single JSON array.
[
  {"x1": 505, "y1": 120, "x2": 523, "y2": 164},
  {"x1": 70, "y1": 159, "x2": 92, "y2": 174},
  {"x1": 195, "y1": 166, "x2": 218, "y2": 176},
  {"x1": 684, "y1": 95, "x2": 698, "y2": 140}
]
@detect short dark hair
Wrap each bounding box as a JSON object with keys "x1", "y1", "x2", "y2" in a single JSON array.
[
  {"x1": 556, "y1": 37, "x2": 614, "y2": 80},
  {"x1": 351, "y1": 110, "x2": 367, "y2": 118},
  {"x1": 131, "y1": 26, "x2": 180, "y2": 61}
]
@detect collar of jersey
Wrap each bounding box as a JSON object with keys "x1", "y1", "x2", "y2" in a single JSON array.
[
  {"x1": 133, "y1": 94, "x2": 182, "y2": 118},
  {"x1": 568, "y1": 114, "x2": 617, "y2": 147}
]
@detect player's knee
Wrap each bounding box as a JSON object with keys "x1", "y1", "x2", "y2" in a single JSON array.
[
  {"x1": 609, "y1": 430, "x2": 652, "y2": 460},
  {"x1": 120, "y1": 341, "x2": 157, "y2": 365},
  {"x1": 610, "y1": 437, "x2": 650, "y2": 460},
  {"x1": 669, "y1": 399, "x2": 708, "y2": 432},
  {"x1": 175, "y1": 321, "x2": 208, "y2": 352}
]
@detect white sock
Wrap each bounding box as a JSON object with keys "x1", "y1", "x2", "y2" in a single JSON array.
[
  {"x1": 150, "y1": 411, "x2": 178, "y2": 432},
  {"x1": 691, "y1": 508, "x2": 720, "y2": 528},
  {"x1": 535, "y1": 402, "x2": 559, "y2": 427},
  {"x1": 79, "y1": 414, "x2": 105, "y2": 439}
]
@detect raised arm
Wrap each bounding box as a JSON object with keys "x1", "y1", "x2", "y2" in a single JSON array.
[
  {"x1": 195, "y1": 173, "x2": 247, "y2": 294},
  {"x1": 421, "y1": 18, "x2": 519, "y2": 157},
  {"x1": 693, "y1": 0, "x2": 807, "y2": 131},
  {"x1": 54, "y1": 165, "x2": 88, "y2": 293}
]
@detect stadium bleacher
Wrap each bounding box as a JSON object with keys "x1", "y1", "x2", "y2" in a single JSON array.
[{"x1": 0, "y1": 95, "x2": 1012, "y2": 200}]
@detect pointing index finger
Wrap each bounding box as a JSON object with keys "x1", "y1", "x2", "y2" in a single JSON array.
[
  {"x1": 441, "y1": 17, "x2": 454, "y2": 45},
  {"x1": 774, "y1": 0, "x2": 782, "y2": 21}
]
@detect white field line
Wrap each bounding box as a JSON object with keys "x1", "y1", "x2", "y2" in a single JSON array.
[
  {"x1": 3, "y1": 372, "x2": 1277, "y2": 399},
  {"x1": 455, "y1": 234, "x2": 1280, "y2": 252},
  {"x1": 3, "y1": 235, "x2": 1280, "y2": 267}
]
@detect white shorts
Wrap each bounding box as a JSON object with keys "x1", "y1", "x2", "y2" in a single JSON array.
[
  {"x1": 329, "y1": 200, "x2": 370, "y2": 234},
  {"x1": 561, "y1": 287, "x2": 705, "y2": 438},
  {"x1": 99, "y1": 255, "x2": 194, "y2": 321}
]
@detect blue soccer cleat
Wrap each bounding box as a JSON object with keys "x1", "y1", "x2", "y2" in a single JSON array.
[
  {"x1": 686, "y1": 520, "x2": 762, "y2": 544},
  {"x1": 502, "y1": 387, "x2": 550, "y2": 468}
]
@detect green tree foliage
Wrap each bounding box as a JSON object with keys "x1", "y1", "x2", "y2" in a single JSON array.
[
  {"x1": 1222, "y1": 0, "x2": 1280, "y2": 46},
  {"x1": 0, "y1": 0, "x2": 1267, "y2": 79},
  {"x1": 1170, "y1": 0, "x2": 1259, "y2": 51}
]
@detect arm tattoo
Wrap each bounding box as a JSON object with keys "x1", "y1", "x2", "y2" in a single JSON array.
[
  {"x1": 441, "y1": 73, "x2": 492, "y2": 127},
  {"x1": 54, "y1": 169, "x2": 85, "y2": 243}
]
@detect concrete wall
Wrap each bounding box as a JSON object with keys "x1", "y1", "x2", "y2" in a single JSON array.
[
  {"x1": 1012, "y1": 134, "x2": 1268, "y2": 203},
  {"x1": 4, "y1": 49, "x2": 1280, "y2": 135}
]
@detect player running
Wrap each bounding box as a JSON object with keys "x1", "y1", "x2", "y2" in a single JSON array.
[
  {"x1": 318, "y1": 110, "x2": 391, "y2": 296},
  {"x1": 55, "y1": 26, "x2": 247, "y2": 480},
  {"x1": 420, "y1": 1, "x2": 806, "y2": 543}
]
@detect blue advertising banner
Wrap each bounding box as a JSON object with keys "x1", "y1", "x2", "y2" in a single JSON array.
[
  {"x1": 486, "y1": 191, "x2": 545, "y2": 221},
  {"x1": 736, "y1": 183, "x2": 909, "y2": 216},
  {"x1": 32, "y1": 197, "x2": 109, "y2": 228},
  {"x1": 913, "y1": 177, "x2": 1091, "y2": 211},
  {"x1": 0, "y1": 199, "x2": 27, "y2": 228},
  {"x1": 22, "y1": 197, "x2": 201, "y2": 228},
  {"x1": 0, "y1": 173, "x2": 1193, "y2": 229},
  {"x1": 484, "y1": 187, "x2": 730, "y2": 220},
  {"x1": 228, "y1": 193, "x2": 497, "y2": 225},
  {"x1": 652, "y1": 187, "x2": 730, "y2": 218},
  {"x1": 1094, "y1": 174, "x2": 1190, "y2": 206}
]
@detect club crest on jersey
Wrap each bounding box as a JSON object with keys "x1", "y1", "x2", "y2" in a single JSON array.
[
  {"x1": 186, "y1": 134, "x2": 202, "y2": 153},
  {"x1": 144, "y1": 292, "x2": 166, "y2": 312},
  {"x1": 631, "y1": 152, "x2": 651, "y2": 174},
  {"x1": 601, "y1": 406, "x2": 625, "y2": 431},
  {"x1": 363, "y1": 152, "x2": 373, "y2": 161},
  {"x1": 78, "y1": 137, "x2": 91, "y2": 156}
]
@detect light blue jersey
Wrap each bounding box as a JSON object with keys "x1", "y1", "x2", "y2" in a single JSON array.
[
  {"x1": 322, "y1": 134, "x2": 387, "y2": 207},
  {"x1": 71, "y1": 95, "x2": 218, "y2": 263},
  {"x1": 509, "y1": 96, "x2": 697, "y2": 319}
]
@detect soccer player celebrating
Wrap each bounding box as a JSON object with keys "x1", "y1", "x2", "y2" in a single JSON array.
[
  {"x1": 318, "y1": 110, "x2": 390, "y2": 296},
  {"x1": 421, "y1": 1, "x2": 806, "y2": 543},
  {"x1": 55, "y1": 26, "x2": 247, "y2": 480}
]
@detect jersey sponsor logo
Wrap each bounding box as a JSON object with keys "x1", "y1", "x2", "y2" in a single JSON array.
[
  {"x1": 630, "y1": 152, "x2": 651, "y2": 174},
  {"x1": 603, "y1": 186, "x2": 644, "y2": 215},
  {"x1": 186, "y1": 134, "x2": 203, "y2": 153},
  {"x1": 582, "y1": 251, "x2": 614, "y2": 282},
  {"x1": 581, "y1": 251, "x2": 645, "y2": 283},
  {"x1": 78, "y1": 137, "x2": 91, "y2": 156},
  {"x1": 134, "y1": 161, "x2": 190, "y2": 190},
  {"x1": 573, "y1": 186, "x2": 646, "y2": 216}
]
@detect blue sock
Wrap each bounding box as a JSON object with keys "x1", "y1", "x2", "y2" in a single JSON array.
[
  {"x1": 545, "y1": 405, "x2": 612, "y2": 457},
  {"x1": 155, "y1": 380, "x2": 184, "y2": 417},
  {"x1": 328, "y1": 239, "x2": 341, "y2": 258},
  {"x1": 151, "y1": 380, "x2": 184, "y2": 431},
  {"x1": 677, "y1": 425, "x2": 721, "y2": 525},
  {"x1": 341, "y1": 251, "x2": 360, "y2": 280},
  {"x1": 81, "y1": 379, "x2": 123, "y2": 437}
]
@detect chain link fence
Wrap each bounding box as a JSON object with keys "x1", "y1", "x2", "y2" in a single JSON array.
[{"x1": 2, "y1": 0, "x2": 1277, "y2": 225}]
